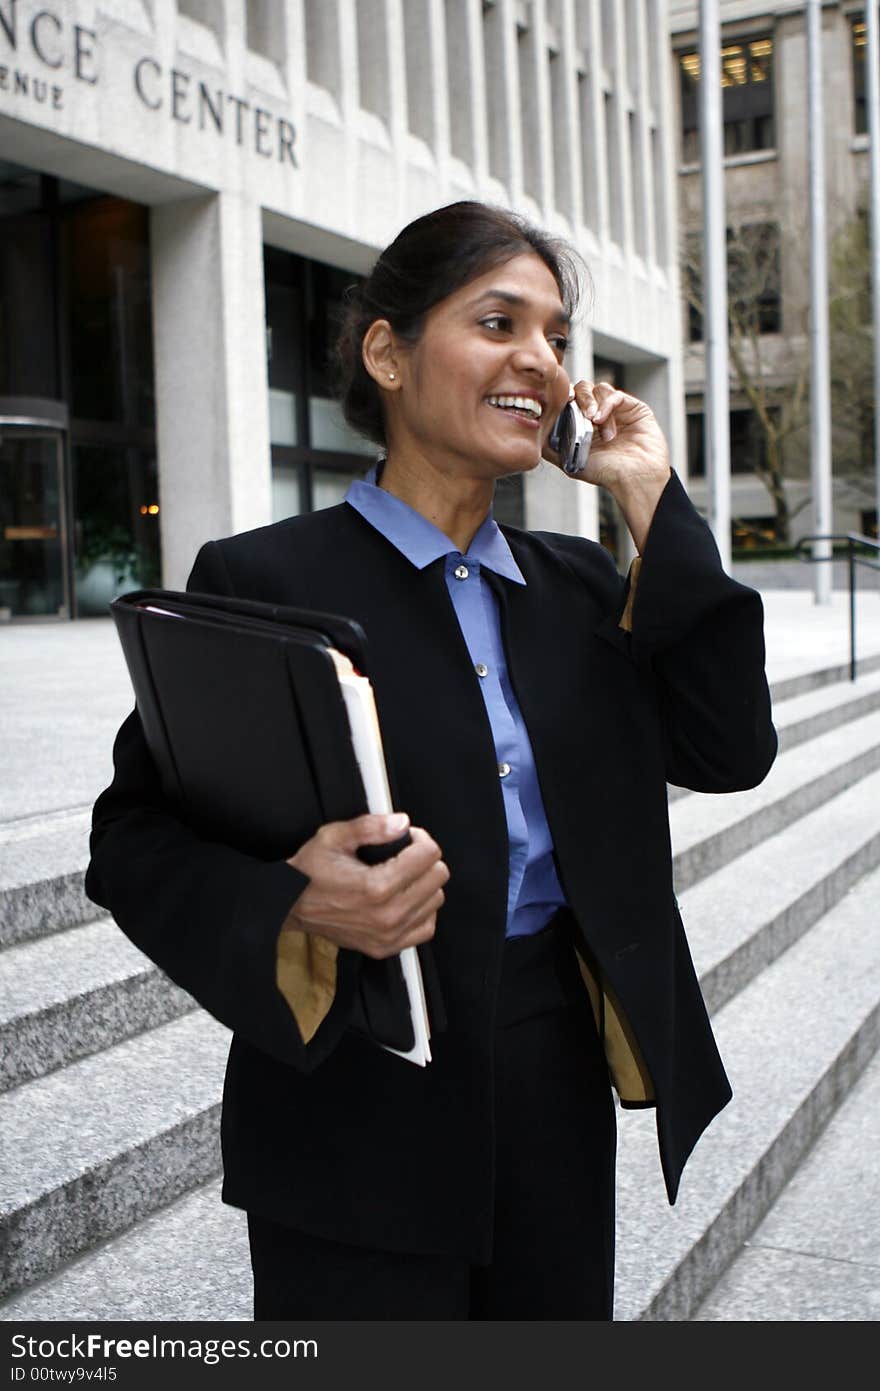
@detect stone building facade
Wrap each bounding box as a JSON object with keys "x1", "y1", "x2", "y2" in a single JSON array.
[
  {"x1": 0, "y1": 0, "x2": 684, "y2": 621},
  {"x1": 670, "y1": 0, "x2": 876, "y2": 549}
]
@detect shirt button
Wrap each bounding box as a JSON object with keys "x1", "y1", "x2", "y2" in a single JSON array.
[
  {"x1": 454, "y1": 564, "x2": 469, "y2": 580},
  {"x1": 498, "y1": 762, "x2": 512, "y2": 778},
  {"x1": 475, "y1": 662, "x2": 488, "y2": 678}
]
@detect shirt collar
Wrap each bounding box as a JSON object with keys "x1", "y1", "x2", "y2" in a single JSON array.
[{"x1": 344, "y1": 465, "x2": 526, "y2": 585}]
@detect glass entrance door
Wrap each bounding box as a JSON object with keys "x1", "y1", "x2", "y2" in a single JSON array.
[{"x1": 0, "y1": 426, "x2": 68, "y2": 619}]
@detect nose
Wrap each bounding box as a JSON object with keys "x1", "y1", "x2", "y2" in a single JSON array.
[{"x1": 511, "y1": 331, "x2": 560, "y2": 381}]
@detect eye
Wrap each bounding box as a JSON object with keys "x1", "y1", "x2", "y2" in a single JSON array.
[
  {"x1": 479, "y1": 313, "x2": 513, "y2": 333},
  {"x1": 548, "y1": 333, "x2": 569, "y2": 357}
]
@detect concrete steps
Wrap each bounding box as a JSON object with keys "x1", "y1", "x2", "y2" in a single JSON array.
[
  {"x1": 0, "y1": 1181, "x2": 250, "y2": 1322},
  {"x1": 0, "y1": 1011, "x2": 228, "y2": 1301},
  {"x1": 0, "y1": 917, "x2": 194, "y2": 1092},
  {"x1": 0, "y1": 808, "x2": 98, "y2": 949},
  {"x1": 1, "y1": 661, "x2": 879, "y2": 1320},
  {"x1": 690, "y1": 1047, "x2": 880, "y2": 1321},
  {"x1": 614, "y1": 860, "x2": 880, "y2": 1321},
  {"x1": 772, "y1": 668, "x2": 880, "y2": 753},
  {"x1": 671, "y1": 708, "x2": 880, "y2": 891},
  {"x1": 768, "y1": 649, "x2": 880, "y2": 703},
  {"x1": 666, "y1": 663, "x2": 880, "y2": 803},
  {"x1": 680, "y1": 768, "x2": 880, "y2": 1015}
]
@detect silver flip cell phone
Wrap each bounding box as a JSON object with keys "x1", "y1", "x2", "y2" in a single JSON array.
[{"x1": 549, "y1": 400, "x2": 593, "y2": 475}]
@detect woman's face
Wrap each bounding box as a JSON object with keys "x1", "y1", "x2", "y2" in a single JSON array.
[{"x1": 388, "y1": 252, "x2": 572, "y2": 481}]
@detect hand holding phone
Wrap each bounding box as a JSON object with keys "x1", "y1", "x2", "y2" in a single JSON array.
[{"x1": 548, "y1": 399, "x2": 593, "y2": 476}]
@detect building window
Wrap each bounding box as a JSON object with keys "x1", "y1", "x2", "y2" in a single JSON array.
[
  {"x1": 72, "y1": 444, "x2": 160, "y2": 616},
  {"x1": 686, "y1": 408, "x2": 777, "y2": 479},
  {"x1": 852, "y1": 18, "x2": 867, "y2": 136},
  {"x1": 728, "y1": 222, "x2": 781, "y2": 334},
  {"x1": 304, "y1": 0, "x2": 341, "y2": 95},
  {"x1": 482, "y1": 0, "x2": 510, "y2": 186},
  {"x1": 403, "y1": 0, "x2": 434, "y2": 143},
  {"x1": 264, "y1": 248, "x2": 374, "y2": 521},
  {"x1": 0, "y1": 166, "x2": 58, "y2": 399},
  {"x1": 63, "y1": 198, "x2": 155, "y2": 430},
  {"x1": 731, "y1": 516, "x2": 782, "y2": 550},
  {"x1": 245, "y1": 0, "x2": 285, "y2": 62},
  {"x1": 445, "y1": 0, "x2": 475, "y2": 163},
  {"x1": 356, "y1": 0, "x2": 390, "y2": 122},
  {"x1": 679, "y1": 35, "x2": 775, "y2": 163},
  {"x1": 0, "y1": 163, "x2": 159, "y2": 619},
  {"x1": 684, "y1": 222, "x2": 781, "y2": 342},
  {"x1": 683, "y1": 232, "x2": 703, "y2": 342}
]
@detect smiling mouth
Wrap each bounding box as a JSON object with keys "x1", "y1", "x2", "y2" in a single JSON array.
[{"x1": 486, "y1": 395, "x2": 544, "y2": 421}]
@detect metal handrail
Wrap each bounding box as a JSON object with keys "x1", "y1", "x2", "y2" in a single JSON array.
[{"x1": 795, "y1": 532, "x2": 880, "y2": 681}]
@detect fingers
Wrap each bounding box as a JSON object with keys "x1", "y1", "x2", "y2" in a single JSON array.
[
  {"x1": 285, "y1": 814, "x2": 449, "y2": 959},
  {"x1": 316, "y1": 811, "x2": 410, "y2": 854},
  {"x1": 362, "y1": 855, "x2": 449, "y2": 949},
  {"x1": 573, "y1": 380, "x2": 626, "y2": 442},
  {"x1": 362, "y1": 826, "x2": 445, "y2": 899},
  {"x1": 357, "y1": 829, "x2": 449, "y2": 955}
]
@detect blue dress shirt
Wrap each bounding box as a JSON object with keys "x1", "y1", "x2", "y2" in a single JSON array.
[{"x1": 345, "y1": 469, "x2": 567, "y2": 938}]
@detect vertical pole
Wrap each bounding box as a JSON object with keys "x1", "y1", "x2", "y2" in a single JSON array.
[
  {"x1": 807, "y1": 0, "x2": 834, "y2": 603},
  {"x1": 699, "y1": 0, "x2": 731, "y2": 570},
  {"x1": 848, "y1": 541, "x2": 857, "y2": 681},
  {"x1": 865, "y1": 0, "x2": 880, "y2": 539}
]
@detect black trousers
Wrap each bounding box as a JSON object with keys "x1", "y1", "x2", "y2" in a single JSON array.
[{"x1": 248, "y1": 917, "x2": 617, "y2": 1320}]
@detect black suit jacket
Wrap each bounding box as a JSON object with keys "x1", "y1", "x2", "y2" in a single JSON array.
[{"x1": 86, "y1": 472, "x2": 777, "y2": 1262}]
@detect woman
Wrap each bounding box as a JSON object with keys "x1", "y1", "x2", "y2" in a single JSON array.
[{"x1": 86, "y1": 201, "x2": 777, "y2": 1321}]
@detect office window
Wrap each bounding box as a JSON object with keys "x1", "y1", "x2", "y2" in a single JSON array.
[
  {"x1": 683, "y1": 232, "x2": 704, "y2": 343},
  {"x1": 731, "y1": 515, "x2": 782, "y2": 550},
  {"x1": 445, "y1": 0, "x2": 475, "y2": 163},
  {"x1": 64, "y1": 198, "x2": 155, "y2": 428},
  {"x1": 686, "y1": 408, "x2": 778, "y2": 479},
  {"x1": 483, "y1": 0, "x2": 511, "y2": 185},
  {"x1": 679, "y1": 36, "x2": 774, "y2": 163},
  {"x1": 403, "y1": 0, "x2": 434, "y2": 143},
  {"x1": 177, "y1": 0, "x2": 221, "y2": 36},
  {"x1": 264, "y1": 248, "x2": 374, "y2": 520},
  {"x1": 246, "y1": 0, "x2": 285, "y2": 61},
  {"x1": 356, "y1": 0, "x2": 390, "y2": 122},
  {"x1": 685, "y1": 223, "x2": 781, "y2": 343},
  {"x1": 728, "y1": 222, "x2": 781, "y2": 334},
  {"x1": 304, "y1": 0, "x2": 340, "y2": 95},
  {"x1": 852, "y1": 18, "x2": 867, "y2": 136}
]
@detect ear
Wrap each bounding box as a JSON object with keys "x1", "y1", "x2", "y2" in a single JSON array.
[{"x1": 362, "y1": 320, "x2": 402, "y2": 393}]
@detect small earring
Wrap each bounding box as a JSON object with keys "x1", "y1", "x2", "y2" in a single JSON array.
[{"x1": 388, "y1": 373, "x2": 396, "y2": 381}]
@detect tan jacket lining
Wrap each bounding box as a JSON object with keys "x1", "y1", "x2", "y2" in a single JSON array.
[
  {"x1": 573, "y1": 947, "x2": 655, "y2": 1104},
  {"x1": 619, "y1": 556, "x2": 641, "y2": 634},
  {"x1": 276, "y1": 927, "x2": 339, "y2": 1044}
]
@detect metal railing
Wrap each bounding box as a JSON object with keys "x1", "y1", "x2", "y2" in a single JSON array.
[{"x1": 795, "y1": 532, "x2": 880, "y2": 681}]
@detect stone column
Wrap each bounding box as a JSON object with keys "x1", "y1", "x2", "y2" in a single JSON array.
[
  {"x1": 150, "y1": 190, "x2": 272, "y2": 589},
  {"x1": 626, "y1": 352, "x2": 688, "y2": 565}
]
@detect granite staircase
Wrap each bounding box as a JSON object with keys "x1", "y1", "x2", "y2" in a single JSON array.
[{"x1": 2, "y1": 653, "x2": 880, "y2": 1321}]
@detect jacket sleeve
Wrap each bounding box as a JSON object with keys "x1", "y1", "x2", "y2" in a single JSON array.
[
  {"x1": 85, "y1": 540, "x2": 358, "y2": 1071},
  {"x1": 598, "y1": 471, "x2": 778, "y2": 792}
]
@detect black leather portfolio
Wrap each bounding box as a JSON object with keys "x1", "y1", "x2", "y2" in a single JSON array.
[{"x1": 110, "y1": 587, "x2": 444, "y2": 1060}]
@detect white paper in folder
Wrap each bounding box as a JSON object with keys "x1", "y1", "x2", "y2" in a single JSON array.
[{"x1": 329, "y1": 649, "x2": 432, "y2": 1067}]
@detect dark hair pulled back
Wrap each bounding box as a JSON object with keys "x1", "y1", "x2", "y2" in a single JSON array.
[{"x1": 335, "y1": 201, "x2": 585, "y2": 448}]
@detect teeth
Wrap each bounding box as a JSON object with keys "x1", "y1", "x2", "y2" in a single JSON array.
[{"x1": 487, "y1": 395, "x2": 543, "y2": 418}]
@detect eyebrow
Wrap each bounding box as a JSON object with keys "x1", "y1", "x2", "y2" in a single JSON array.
[{"x1": 470, "y1": 287, "x2": 571, "y2": 327}]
